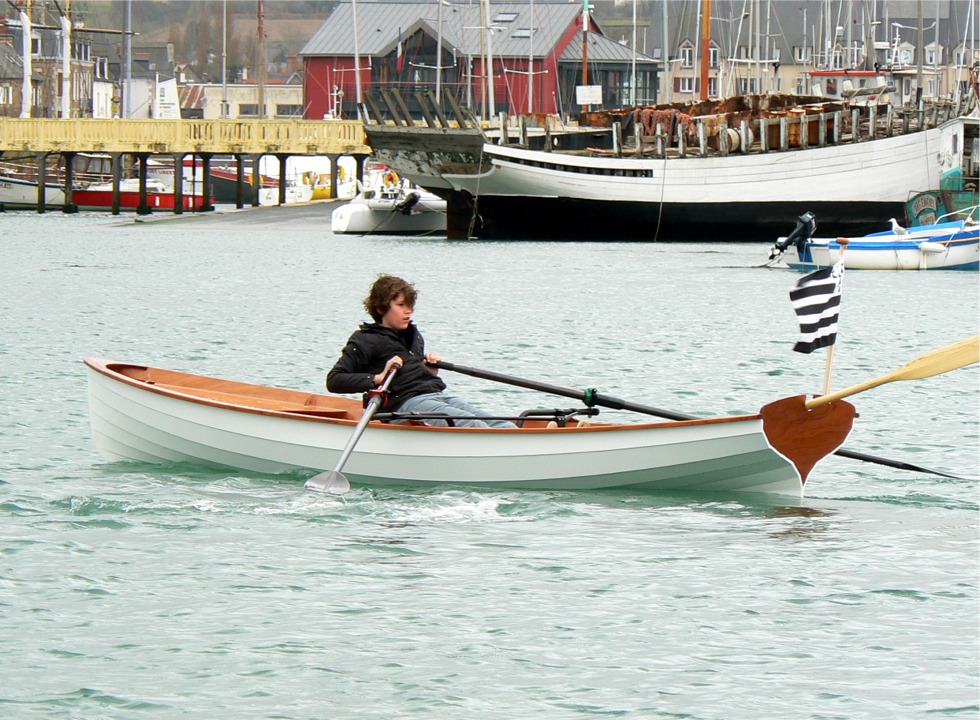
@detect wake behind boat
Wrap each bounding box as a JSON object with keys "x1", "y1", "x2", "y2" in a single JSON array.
[{"x1": 83, "y1": 357, "x2": 857, "y2": 497}]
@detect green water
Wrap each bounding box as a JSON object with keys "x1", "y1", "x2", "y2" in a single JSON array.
[{"x1": 1, "y1": 206, "x2": 977, "y2": 718}]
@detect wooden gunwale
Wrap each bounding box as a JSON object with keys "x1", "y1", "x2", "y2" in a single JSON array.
[{"x1": 84, "y1": 357, "x2": 764, "y2": 433}]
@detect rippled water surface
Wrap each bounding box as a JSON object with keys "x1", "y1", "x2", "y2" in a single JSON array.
[{"x1": 1, "y1": 206, "x2": 978, "y2": 719}]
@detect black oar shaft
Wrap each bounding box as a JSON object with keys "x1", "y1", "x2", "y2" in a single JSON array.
[
  {"x1": 833, "y1": 447, "x2": 974, "y2": 480},
  {"x1": 434, "y1": 360, "x2": 973, "y2": 481},
  {"x1": 433, "y1": 361, "x2": 692, "y2": 422}
]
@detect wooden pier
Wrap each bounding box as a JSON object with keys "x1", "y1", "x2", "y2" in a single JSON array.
[{"x1": 0, "y1": 118, "x2": 371, "y2": 214}]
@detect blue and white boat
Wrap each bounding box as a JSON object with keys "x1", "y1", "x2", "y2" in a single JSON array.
[{"x1": 769, "y1": 207, "x2": 979, "y2": 271}]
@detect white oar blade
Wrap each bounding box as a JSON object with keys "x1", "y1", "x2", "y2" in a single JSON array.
[{"x1": 304, "y1": 470, "x2": 351, "y2": 495}]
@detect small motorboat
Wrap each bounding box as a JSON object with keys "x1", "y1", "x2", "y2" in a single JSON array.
[
  {"x1": 768, "y1": 207, "x2": 980, "y2": 271},
  {"x1": 332, "y1": 170, "x2": 447, "y2": 235},
  {"x1": 84, "y1": 357, "x2": 857, "y2": 497}
]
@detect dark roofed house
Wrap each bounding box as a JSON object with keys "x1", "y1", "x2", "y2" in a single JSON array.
[{"x1": 299, "y1": 1, "x2": 660, "y2": 120}]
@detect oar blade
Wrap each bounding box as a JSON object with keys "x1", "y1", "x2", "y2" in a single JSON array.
[
  {"x1": 893, "y1": 335, "x2": 979, "y2": 382},
  {"x1": 808, "y1": 335, "x2": 980, "y2": 409},
  {"x1": 304, "y1": 470, "x2": 351, "y2": 495}
]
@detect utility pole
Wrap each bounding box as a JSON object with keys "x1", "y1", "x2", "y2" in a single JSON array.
[{"x1": 257, "y1": 0, "x2": 266, "y2": 118}]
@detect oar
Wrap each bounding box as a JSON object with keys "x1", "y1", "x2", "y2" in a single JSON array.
[
  {"x1": 305, "y1": 367, "x2": 398, "y2": 495},
  {"x1": 806, "y1": 335, "x2": 979, "y2": 408},
  {"x1": 431, "y1": 361, "x2": 693, "y2": 421},
  {"x1": 433, "y1": 340, "x2": 979, "y2": 480}
]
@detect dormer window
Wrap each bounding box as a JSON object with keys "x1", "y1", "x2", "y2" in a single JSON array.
[{"x1": 680, "y1": 42, "x2": 694, "y2": 68}]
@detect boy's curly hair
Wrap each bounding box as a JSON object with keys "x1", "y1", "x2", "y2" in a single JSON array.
[{"x1": 364, "y1": 275, "x2": 417, "y2": 322}]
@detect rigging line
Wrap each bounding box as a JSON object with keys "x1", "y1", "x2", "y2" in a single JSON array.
[
  {"x1": 652, "y1": 112, "x2": 676, "y2": 243},
  {"x1": 467, "y1": 144, "x2": 485, "y2": 240}
]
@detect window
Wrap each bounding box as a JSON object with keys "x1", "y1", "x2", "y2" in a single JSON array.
[
  {"x1": 680, "y1": 43, "x2": 694, "y2": 68},
  {"x1": 238, "y1": 103, "x2": 259, "y2": 117},
  {"x1": 678, "y1": 76, "x2": 694, "y2": 93},
  {"x1": 0, "y1": 85, "x2": 11, "y2": 105},
  {"x1": 493, "y1": 12, "x2": 518, "y2": 22},
  {"x1": 276, "y1": 104, "x2": 302, "y2": 117},
  {"x1": 708, "y1": 77, "x2": 718, "y2": 97},
  {"x1": 709, "y1": 45, "x2": 719, "y2": 68},
  {"x1": 794, "y1": 46, "x2": 810, "y2": 62}
]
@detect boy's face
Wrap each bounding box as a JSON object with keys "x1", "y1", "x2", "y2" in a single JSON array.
[{"x1": 381, "y1": 293, "x2": 414, "y2": 330}]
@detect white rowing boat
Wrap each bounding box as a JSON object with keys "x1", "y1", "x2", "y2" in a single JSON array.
[{"x1": 84, "y1": 357, "x2": 857, "y2": 497}]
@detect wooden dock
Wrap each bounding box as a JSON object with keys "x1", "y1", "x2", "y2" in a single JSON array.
[{"x1": 0, "y1": 118, "x2": 371, "y2": 214}]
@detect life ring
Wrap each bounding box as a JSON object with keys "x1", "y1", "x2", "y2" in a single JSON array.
[{"x1": 384, "y1": 170, "x2": 400, "y2": 188}]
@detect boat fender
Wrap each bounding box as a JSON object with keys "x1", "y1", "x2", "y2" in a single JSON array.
[
  {"x1": 918, "y1": 242, "x2": 945, "y2": 254},
  {"x1": 396, "y1": 191, "x2": 421, "y2": 215},
  {"x1": 384, "y1": 170, "x2": 400, "y2": 188}
]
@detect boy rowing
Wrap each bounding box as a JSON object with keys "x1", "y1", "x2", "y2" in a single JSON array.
[{"x1": 327, "y1": 275, "x2": 515, "y2": 428}]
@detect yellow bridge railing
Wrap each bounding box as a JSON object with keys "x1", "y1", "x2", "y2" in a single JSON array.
[{"x1": 0, "y1": 118, "x2": 370, "y2": 156}]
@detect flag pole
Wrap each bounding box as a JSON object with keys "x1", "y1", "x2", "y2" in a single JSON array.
[{"x1": 820, "y1": 239, "x2": 848, "y2": 396}]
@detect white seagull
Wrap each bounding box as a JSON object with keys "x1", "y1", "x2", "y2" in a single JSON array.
[{"x1": 889, "y1": 218, "x2": 909, "y2": 237}]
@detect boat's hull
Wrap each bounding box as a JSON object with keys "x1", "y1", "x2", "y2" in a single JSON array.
[
  {"x1": 332, "y1": 197, "x2": 447, "y2": 234},
  {"x1": 72, "y1": 189, "x2": 207, "y2": 211},
  {"x1": 369, "y1": 114, "x2": 971, "y2": 240},
  {"x1": 84, "y1": 358, "x2": 856, "y2": 497},
  {"x1": 0, "y1": 176, "x2": 65, "y2": 209},
  {"x1": 784, "y1": 223, "x2": 980, "y2": 271}
]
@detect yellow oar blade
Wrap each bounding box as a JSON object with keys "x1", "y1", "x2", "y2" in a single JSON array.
[{"x1": 807, "y1": 335, "x2": 979, "y2": 409}]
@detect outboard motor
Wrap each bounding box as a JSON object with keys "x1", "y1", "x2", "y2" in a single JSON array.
[
  {"x1": 768, "y1": 211, "x2": 816, "y2": 261},
  {"x1": 395, "y1": 191, "x2": 421, "y2": 216}
]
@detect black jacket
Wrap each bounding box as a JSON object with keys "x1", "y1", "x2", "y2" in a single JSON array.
[{"x1": 326, "y1": 322, "x2": 446, "y2": 410}]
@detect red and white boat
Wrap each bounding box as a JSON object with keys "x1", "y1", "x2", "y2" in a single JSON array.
[
  {"x1": 72, "y1": 178, "x2": 207, "y2": 211},
  {"x1": 84, "y1": 357, "x2": 857, "y2": 497}
]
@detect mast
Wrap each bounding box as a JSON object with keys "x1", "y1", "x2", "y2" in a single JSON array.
[
  {"x1": 353, "y1": 0, "x2": 361, "y2": 105},
  {"x1": 630, "y1": 0, "x2": 636, "y2": 105},
  {"x1": 915, "y1": 0, "x2": 923, "y2": 104},
  {"x1": 19, "y1": 0, "x2": 32, "y2": 117},
  {"x1": 528, "y1": 0, "x2": 533, "y2": 112},
  {"x1": 123, "y1": 0, "x2": 132, "y2": 117},
  {"x1": 221, "y1": 0, "x2": 228, "y2": 117},
  {"x1": 661, "y1": 0, "x2": 669, "y2": 102},
  {"x1": 581, "y1": 0, "x2": 588, "y2": 86},
  {"x1": 483, "y1": 0, "x2": 495, "y2": 118},
  {"x1": 257, "y1": 0, "x2": 266, "y2": 118},
  {"x1": 699, "y1": 0, "x2": 711, "y2": 99},
  {"x1": 59, "y1": 0, "x2": 71, "y2": 118}
]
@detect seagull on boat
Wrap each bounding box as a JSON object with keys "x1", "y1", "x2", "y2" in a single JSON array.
[{"x1": 889, "y1": 218, "x2": 909, "y2": 237}]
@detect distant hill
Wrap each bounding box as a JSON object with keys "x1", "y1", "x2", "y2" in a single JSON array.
[{"x1": 68, "y1": 1, "x2": 338, "y2": 81}]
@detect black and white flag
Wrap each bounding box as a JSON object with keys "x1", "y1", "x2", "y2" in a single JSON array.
[{"x1": 790, "y1": 259, "x2": 845, "y2": 354}]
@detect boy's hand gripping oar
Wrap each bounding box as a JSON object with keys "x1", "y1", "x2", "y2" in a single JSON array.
[{"x1": 305, "y1": 367, "x2": 398, "y2": 495}]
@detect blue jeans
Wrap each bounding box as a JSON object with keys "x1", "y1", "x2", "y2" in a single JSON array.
[{"x1": 397, "y1": 392, "x2": 516, "y2": 428}]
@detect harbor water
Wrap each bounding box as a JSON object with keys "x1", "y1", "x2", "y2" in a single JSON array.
[{"x1": 1, "y1": 204, "x2": 978, "y2": 719}]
